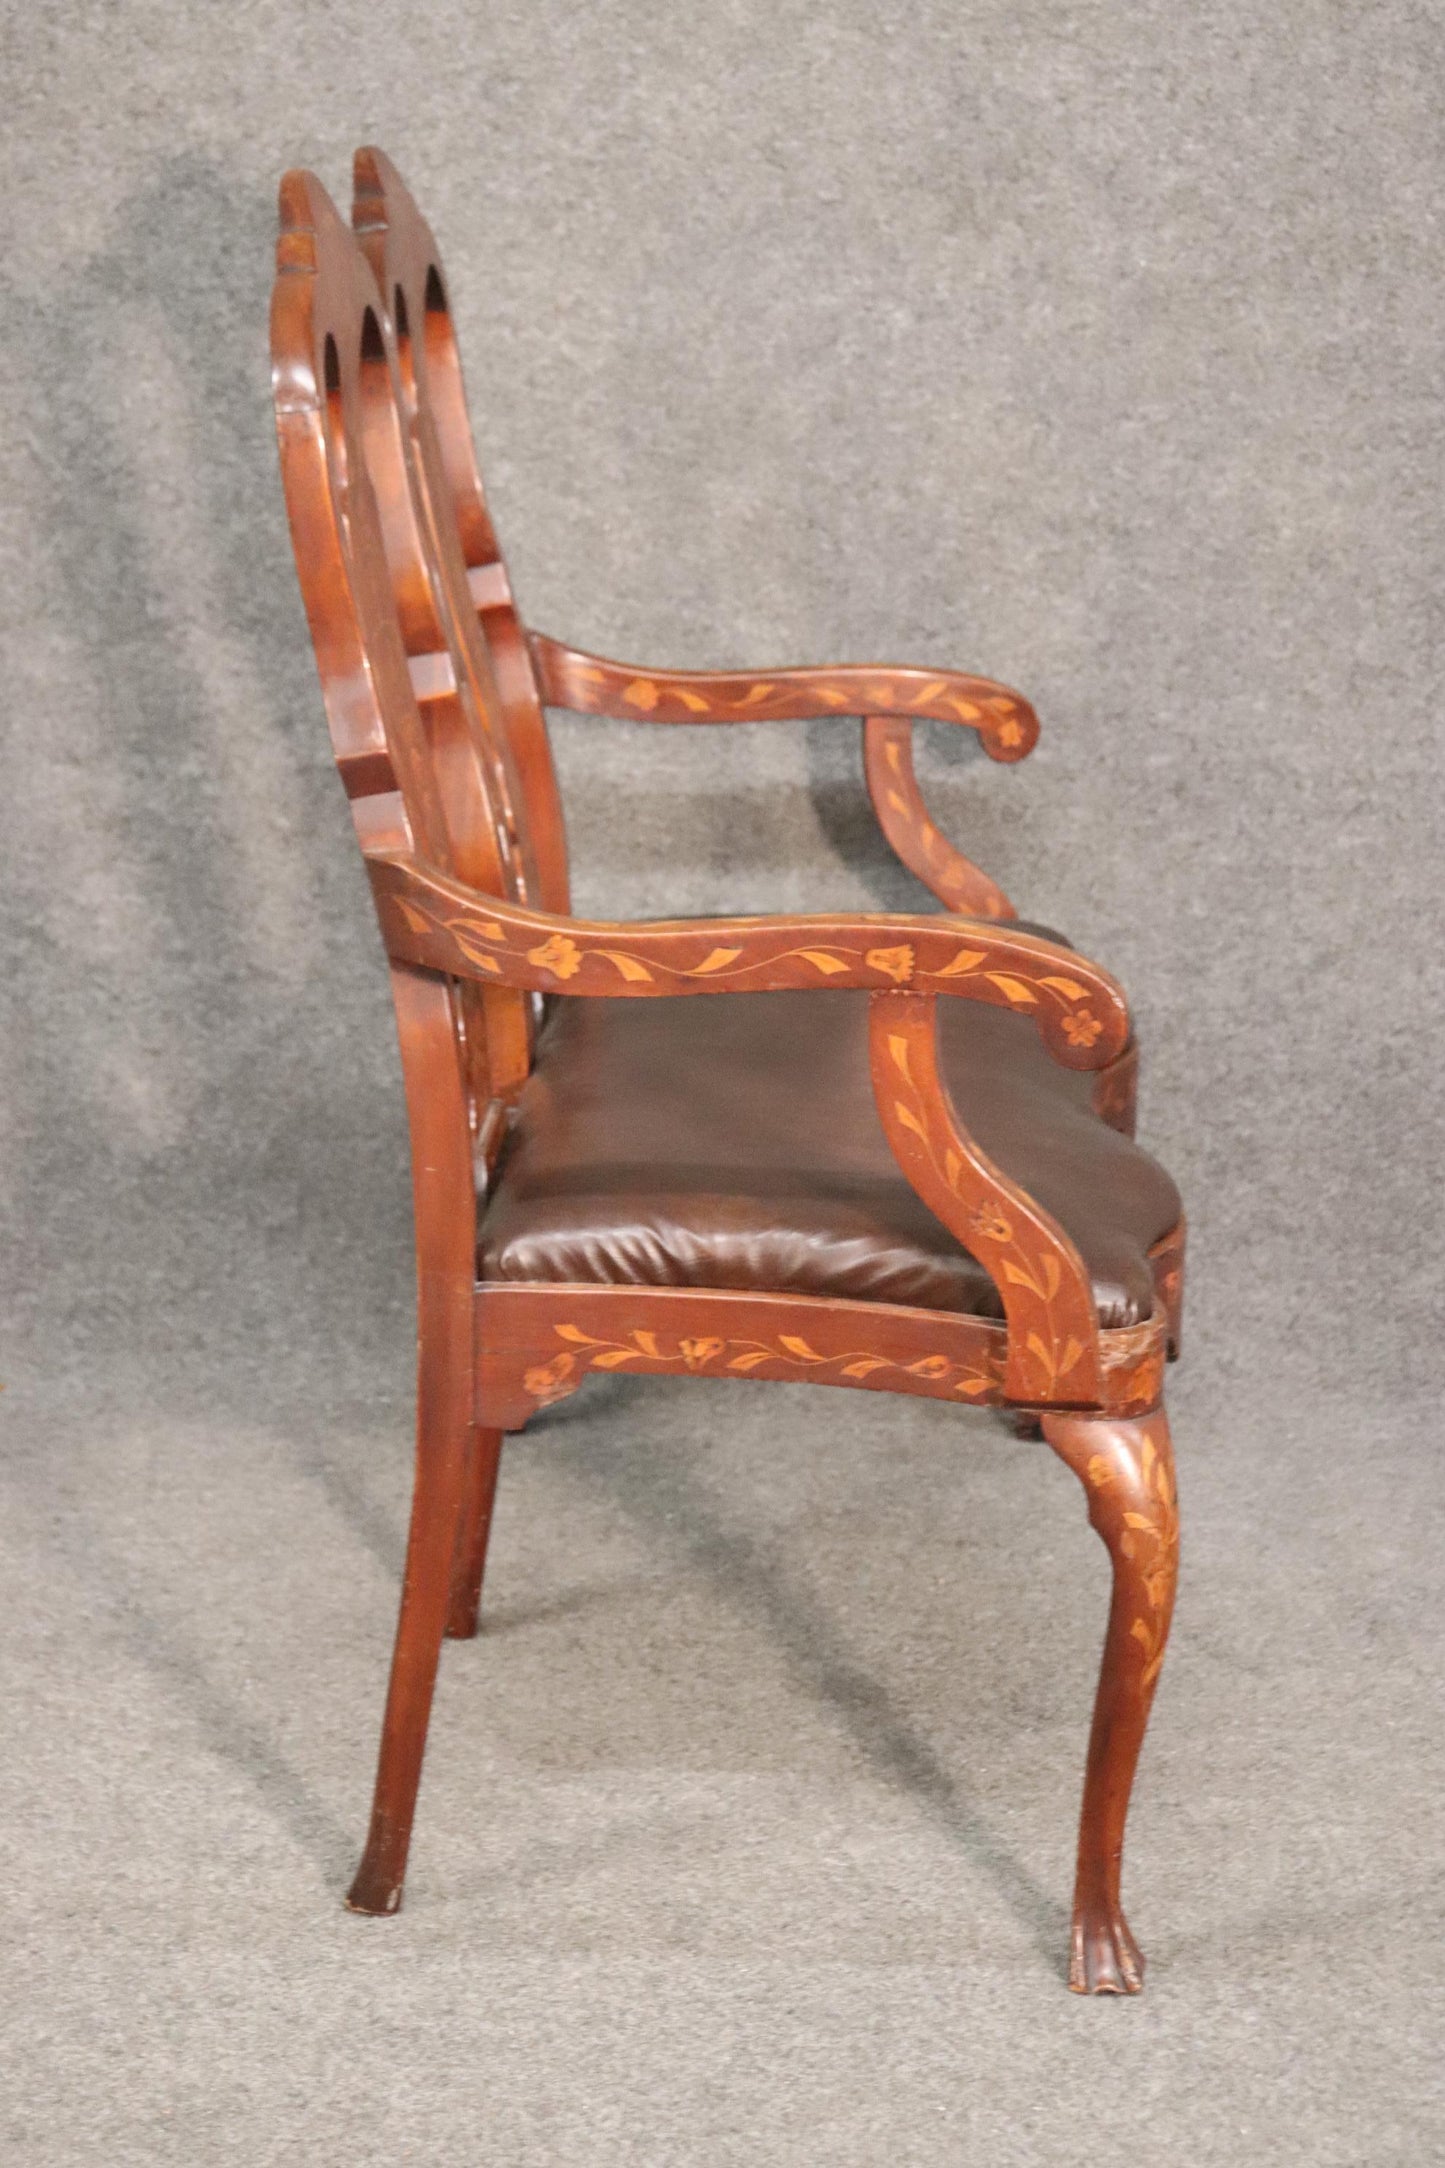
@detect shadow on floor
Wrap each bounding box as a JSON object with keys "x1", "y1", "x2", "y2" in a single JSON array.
[{"x1": 525, "y1": 1377, "x2": 1069, "y2": 1968}]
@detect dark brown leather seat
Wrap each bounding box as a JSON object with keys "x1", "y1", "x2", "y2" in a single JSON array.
[{"x1": 481, "y1": 987, "x2": 1180, "y2": 1328}]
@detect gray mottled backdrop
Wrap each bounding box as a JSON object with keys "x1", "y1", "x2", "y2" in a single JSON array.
[{"x1": 3, "y1": 5, "x2": 1443, "y2": 2164}]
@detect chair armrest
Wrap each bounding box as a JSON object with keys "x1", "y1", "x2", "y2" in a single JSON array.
[
  {"x1": 527, "y1": 633, "x2": 1038, "y2": 762},
  {"x1": 367, "y1": 852, "x2": 1128, "y2": 1070},
  {"x1": 527, "y1": 633, "x2": 1034, "y2": 918}
]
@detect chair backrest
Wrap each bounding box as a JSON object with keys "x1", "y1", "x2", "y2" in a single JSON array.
[
  {"x1": 350, "y1": 148, "x2": 570, "y2": 917},
  {"x1": 270, "y1": 156, "x2": 565, "y2": 1135}
]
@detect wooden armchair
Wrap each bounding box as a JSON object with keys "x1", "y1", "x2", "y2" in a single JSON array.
[{"x1": 271, "y1": 148, "x2": 1186, "y2": 1994}]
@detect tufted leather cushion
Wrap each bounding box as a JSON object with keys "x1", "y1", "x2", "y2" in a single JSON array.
[{"x1": 479, "y1": 983, "x2": 1181, "y2": 1328}]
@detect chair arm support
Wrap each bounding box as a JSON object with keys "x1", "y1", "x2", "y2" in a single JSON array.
[
  {"x1": 870, "y1": 990, "x2": 1103, "y2": 1404},
  {"x1": 527, "y1": 633, "x2": 1039, "y2": 763},
  {"x1": 862, "y1": 716, "x2": 1015, "y2": 919},
  {"x1": 367, "y1": 852, "x2": 1130, "y2": 1071}
]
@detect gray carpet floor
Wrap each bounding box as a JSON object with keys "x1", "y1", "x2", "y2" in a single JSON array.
[{"x1": 5, "y1": 1346, "x2": 1442, "y2": 2164}]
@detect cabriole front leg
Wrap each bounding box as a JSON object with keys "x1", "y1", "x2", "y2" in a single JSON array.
[{"x1": 1040, "y1": 1406, "x2": 1179, "y2": 1993}]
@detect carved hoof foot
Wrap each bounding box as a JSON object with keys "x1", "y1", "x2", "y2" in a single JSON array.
[{"x1": 1069, "y1": 1901, "x2": 1144, "y2": 1994}]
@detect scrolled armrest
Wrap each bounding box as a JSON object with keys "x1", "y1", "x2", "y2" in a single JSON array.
[
  {"x1": 527, "y1": 633, "x2": 1038, "y2": 763},
  {"x1": 367, "y1": 852, "x2": 1129, "y2": 1071}
]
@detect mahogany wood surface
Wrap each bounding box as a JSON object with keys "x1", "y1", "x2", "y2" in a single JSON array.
[
  {"x1": 474, "y1": 1284, "x2": 1168, "y2": 1434},
  {"x1": 1149, "y1": 1214, "x2": 1188, "y2": 1358},
  {"x1": 446, "y1": 1426, "x2": 504, "y2": 1641},
  {"x1": 527, "y1": 631, "x2": 1039, "y2": 755},
  {"x1": 270, "y1": 147, "x2": 1188, "y2": 1991},
  {"x1": 868, "y1": 989, "x2": 1106, "y2": 1404},
  {"x1": 365, "y1": 849, "x2": 1131, "y2": 1067},
  {"x1": 1091, "y1": 1035, "x2": 1139, "y2": 1137}
]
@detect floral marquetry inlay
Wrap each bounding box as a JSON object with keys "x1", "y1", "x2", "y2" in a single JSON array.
[
  {"x1": 1049, "y1": 1413, "x2": 1180, "y2": 1691},
  {"x1": 369, "y1": 853, "x2": 1131, "y2": 1074},
  {"x1": 869, "y1": 990, "x2": 1105, "y2": 1406},
  {"x1": 518, "y1": 1322, "x2": 1005, "y2": 1409},
  {"x1": 1087, "y1": 1440, "x2": 1178, "y2": 1683},
  {"x1": 862, "y1": 718, "x2": 1018, "y2": 921},
  {"x1": 527, "y1": 636, "x2": 1041, "y2": 765},
  {"x1": 605, "y1": 668, "x2": 1028, "y2": 748}
]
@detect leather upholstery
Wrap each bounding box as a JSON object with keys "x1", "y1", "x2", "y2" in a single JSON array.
[{"x1": 480, "y1": 987, "x2": 1181, "y2": 1329}]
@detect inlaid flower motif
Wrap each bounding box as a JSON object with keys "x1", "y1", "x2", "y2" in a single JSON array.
[
  {"x1": 523, "y1": 1352, "x2": 577, "y2": 1401},
  {"x1": 865, "y1": 944, "x2": 914, "y2": 982},
  {"x1": 513, "y1": 1321, "x2": 1011, "y2": 1419},
  {"x1": 1061, "y1": 1009, "x2": 1102, "y2": 1048},
  {"x1": 622, "y1": 678, "x2": 659, "y2": 711},
  {"x1": 1079, "y1": 1433, "x2": 1177, "y2": 1679},
  {"x1": 527, "y1": 933, "x2": 583, "y2": 980},
  {"x1": 1112, "y1": 1354, "x2": 1167, "y2": 1414},
  {"x1": 1141, "y1": 1550, "x2": 1175, "y2": 1615},
  {"x1": 970, "y1": 1200, "x2": 1014, "y2": 1244},
  {"x1": 991, "y1": 706, "x2": 1025, "y2": 748}
]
